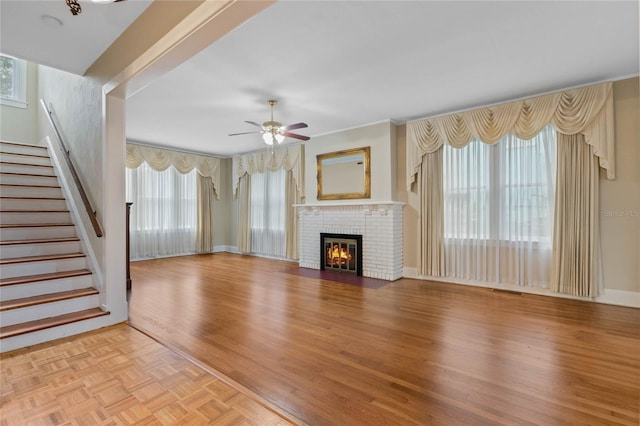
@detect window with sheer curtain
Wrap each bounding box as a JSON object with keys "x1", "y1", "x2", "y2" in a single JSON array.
[
  {"x1": 443, "y1": 125, "x2": 556, "y2": 286},
  {"x1": 126, "y1": 163, "x2": 197, "y2": 259},
  {"x1": 250, "y1": 168, "x2": 286, "y2": 258}
]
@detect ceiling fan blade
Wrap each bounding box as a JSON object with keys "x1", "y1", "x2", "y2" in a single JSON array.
[
  {"x1": 245, "y1": 121, "x2": 264, "y2": 129},
  {"x1": 282, "y1": 122, "x2": 308, "y2": 131},
  {"x1": 229, "y1": 131, "x2": 262, "y2": 136},
  {"x1": 282, "y1": 131, "x2": 310, "y2": 141}
]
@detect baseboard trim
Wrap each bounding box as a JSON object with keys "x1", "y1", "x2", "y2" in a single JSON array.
[
  {"x1": 214, "y1": 245, "x2": 241, "y2": 254},
  {"x1": 596, "y1": 289, "x2": 640, "y2": 308},
  {"x1": 402, "y1": 267, "x2": 640, "y2": 308}
]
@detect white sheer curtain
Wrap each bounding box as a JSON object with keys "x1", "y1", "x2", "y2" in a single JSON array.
[
  {"x1": 250, "y1": 168, "x2": 286, "y2": 258},
  {"x1": 126, "y1": 163, "x2": 197, "y2": 259},
  {"x1": 443, "y1": 125, "x2": 556, "y2": 287}
]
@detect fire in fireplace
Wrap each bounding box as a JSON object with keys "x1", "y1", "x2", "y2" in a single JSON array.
[{"x1": 320, "y1": 233, "x2": 362, "y2": 275}]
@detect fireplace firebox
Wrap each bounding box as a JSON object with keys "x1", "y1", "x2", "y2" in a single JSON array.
[{"x1": 320, "y1": 233, "x2": 362, "y2": 275}]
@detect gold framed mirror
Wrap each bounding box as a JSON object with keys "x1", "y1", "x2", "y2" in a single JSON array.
[{"x1": 317, "y1": 146, "x2": 371, "y2": 200}]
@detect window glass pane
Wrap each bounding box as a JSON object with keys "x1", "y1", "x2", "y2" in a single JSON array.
[
  {"x1": 0, "y1": 54, "x2": 27, "y2": 108},
  {"x1": 444, "y1": 126, "x2": 556, "y2": 243},
  {"x1": 498, "y1": 126, "x2": 556, "y2": 241},
  {"x1": 0, "y1": 55, "x2": 16, "y2": 99},
  {"x1": 443, "y1": 139, "x2": 491, "y2": 239}
]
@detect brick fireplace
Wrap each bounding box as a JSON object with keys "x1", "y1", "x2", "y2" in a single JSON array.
[{"x1": 296, "y1": 202, "x2": 403, "y2": 280}]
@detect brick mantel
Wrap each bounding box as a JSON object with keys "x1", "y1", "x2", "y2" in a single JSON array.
[{"x1": 295, "y1": 202, "x2": 404, "y2": 280}]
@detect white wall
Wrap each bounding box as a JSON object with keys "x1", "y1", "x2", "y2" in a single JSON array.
[
  {"x1": 0, "y1": 62, "x2": 38, "y2": 144},
  {"x1": 304, "y1": 121, "x2": 398, "y2": 203},
  {"x1": 38, "y1": 66, "x2": 105, "y2": 273}
]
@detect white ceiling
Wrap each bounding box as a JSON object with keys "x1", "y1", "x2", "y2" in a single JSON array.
[
  {"x1": 127, "y1": 0, "x2": 639, "y2": 157},
  {"x1": 0, "y1": 0, "x2": 152, "y2": 75},
  {"x1": 2, "y1": 1, "x2": 638, "y2": 157}
]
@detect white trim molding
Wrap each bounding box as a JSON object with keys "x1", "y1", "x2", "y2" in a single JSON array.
[
  {"x1": 214, "y1": 245, "x2": 241, "y2": 254},
  {"x1": 403, "y1": 267, "x2": 640, "y2": 308}
]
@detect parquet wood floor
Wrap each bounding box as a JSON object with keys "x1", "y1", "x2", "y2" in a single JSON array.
[
  {"x1": 128, "y1": 253, "x2": 640, "y2": 425},
  {"x1": 0, "y1": 323, "x2": 291, "y2": 425}
]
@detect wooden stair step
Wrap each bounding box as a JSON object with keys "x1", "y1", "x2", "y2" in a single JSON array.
[
  {"x1": 0, "y1": 269, "x2": 92, "y2": 287},
  {"x1": 0, "y1": 223, "x2": 73, "y2": 229},
  {"x1": 0, "y1": 141, "x2": 48, "y2": 150},
  {"x1": 0, "y1": 171, "x2": 56, "y2": 178},
  {"x1": 0, "y1": 161, "x2": 53, "y2": 169},
  {"x1": 0, "y1": 171, "x2": 56, "y2": 179},
  {"x1": 0, "y1": 237, "x2": 80, "y2": 246},
  {"x1": 0, "y1": 183, "x2": 61, "y2": 189},
  {"x1": 0, "y1": 151, "x2": 50, "y2": 159},
  {"x1": 0, "y1": 287, "x2": 98, "y2": 312},
  {"x1": 0, "y1": 252, "x2": 85, "y2": 266},
  {"x1": 0, "y1": 308, "x2": 109, "y2": 339},
  {"x1": 0, "y1": 197, "x2": 64, "y2": 201}
]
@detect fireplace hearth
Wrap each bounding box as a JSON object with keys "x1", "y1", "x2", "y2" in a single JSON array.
[{"x1": 320, "y1": 233, "x2": 362, "y2": 275}]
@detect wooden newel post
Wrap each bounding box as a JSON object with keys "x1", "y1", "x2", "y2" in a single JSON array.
[{"x1": 126, "y1": 202, "x2": 133, "y2": 291}]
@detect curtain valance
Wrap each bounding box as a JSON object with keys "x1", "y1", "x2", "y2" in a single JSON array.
[
  {"x1": 407, "y1": 82, "x2": 614, "y2": 189},
  {"x1": 126, "y1": 143, "x2": 221, "y2": 199},
  {"x1": 232, "y1": 144, "x2": 303, "y2": 198}
]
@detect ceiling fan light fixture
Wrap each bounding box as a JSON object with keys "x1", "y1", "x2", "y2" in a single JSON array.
[
  {"x1": 262, "y1": 131, "x2": 285, "y2": 145},
  {"x1": 229, "y1": 99, "x2": 309, "y2": 144},
  {"x1": 262, "y1": 132, "x2": 274, "y2": 145}
]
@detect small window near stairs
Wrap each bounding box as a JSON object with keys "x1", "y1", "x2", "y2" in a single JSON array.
[{"x1": 0, "y1": 54, "x2": 27, "y2": 109}]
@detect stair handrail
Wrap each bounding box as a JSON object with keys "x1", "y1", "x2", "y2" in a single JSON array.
[{"x1": 40, "y1": 99, "x2": 104, "y2": 238}]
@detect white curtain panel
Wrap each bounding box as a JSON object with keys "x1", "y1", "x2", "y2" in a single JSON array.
[
  {"x1": 126, "y1": 163, "x2": 197, "y2": 259},
  {"x1": 443, "y1": 126, "x2": 556, "y2": 287},
  {"x1": 250, "y1": 168, "x2": 286, "y2": 258}
]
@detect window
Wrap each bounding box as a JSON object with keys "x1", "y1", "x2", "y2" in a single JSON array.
[
  {"x1": 126, "y1": 163, "x2": 197, "y2": 259},
  {"x1": 250, "y1": 168, "x2": 286, "y2": 258},
  {"x1": 443, "y1": 125, "x2": 556, "y2": 285},
  {"x1": 0, "y1": 54, "x2": 27, "y2": 108},
  {"x1": 443, "y1": 125, "x2": 556, "y2": 243}
]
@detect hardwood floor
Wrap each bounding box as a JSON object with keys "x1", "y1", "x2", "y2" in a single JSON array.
[
  {"x1": 127, "y1": 252, "x2": 640, "y2": 425},
  {"x1": 0, "y1": 323, "x2": 291, "y2": 425}
]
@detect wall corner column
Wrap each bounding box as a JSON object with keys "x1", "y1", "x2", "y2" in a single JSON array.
[{"x1": 102, "y1": 91, "x2": 128, "y2": 322}]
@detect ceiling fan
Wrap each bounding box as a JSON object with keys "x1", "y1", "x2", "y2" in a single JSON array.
[
  {"x1": 66, "y1": 0, "x2": 125, "y2": 16},
  {"x1": 229, "y1": 100, "x2": 310, "y2": 145}
]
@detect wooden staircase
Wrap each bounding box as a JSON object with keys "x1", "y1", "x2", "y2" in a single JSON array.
[{"x1": 0, "y1": 141, "x2": 109, "y2": 352}]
